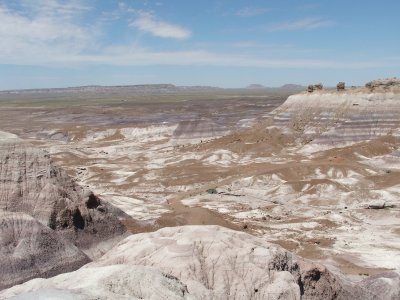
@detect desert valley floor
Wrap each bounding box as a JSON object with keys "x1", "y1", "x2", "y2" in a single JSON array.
[{"x1": 0, "y1": 83, "x2": 399, "y2": 299}]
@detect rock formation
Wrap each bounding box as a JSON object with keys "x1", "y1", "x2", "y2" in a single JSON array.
[
  {"x1": 273, "y1": 85, "x2": 400, "y2": 149},
  {"x1": 0, "y1": 132, "x2": 129, "y2": 289},
  {"x1": 307, "y1": 83, "x2": 323, "y2": 93},
  {"x1": 0, "y1": 265, "x2": 191, "y2": 299},
  {"x1": 0, "y1": 211, "x2": 89, "y2": 290},
  {"x1": 337, "y1": 81, "x2": 345, "y2": 91},
  {"x1": 85, "y1": 225, "x2": 400, "y2": 300},
  {"x1": 366, "y1": 77, "x2": 400, "y2": 91}
]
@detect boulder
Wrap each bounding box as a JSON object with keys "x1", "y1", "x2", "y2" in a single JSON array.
[
  {"x1": 314, "y1": 83, "x2": 323, "y2": 90},
  {"x1": 367, "y1": 200, "x2": 385, "y2": 209},
  {"x1": 337, "y1": 82, "x2": 346, "y2": 91},
  {"x1": 307, "y1": 83, "x2": 324, "y2": 93}
]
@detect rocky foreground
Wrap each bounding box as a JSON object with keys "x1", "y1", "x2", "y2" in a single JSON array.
[
  {"x1": 0, "y1": 130, "x2": 399, "y2": 299},
  {"x1": 1, "y1": 226, "x2": 399, "y2": 299}
]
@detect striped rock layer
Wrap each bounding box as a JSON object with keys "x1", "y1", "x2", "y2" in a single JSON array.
[{"x1": 272, "y1": 91, "x2": 400, "y2": 151}]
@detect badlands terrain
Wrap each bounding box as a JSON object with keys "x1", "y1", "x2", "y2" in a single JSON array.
[{"x1": 0, "y1": 81, "x2": 399, "y2": 299}]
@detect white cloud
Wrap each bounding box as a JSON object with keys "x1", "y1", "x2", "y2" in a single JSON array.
[
  {"x1": 19, "y1": 0, "x2": 91, "y2": 19},
  {"x1": 0, "y1": 1, "x2": 93, "y2": 58},
  {"x1": 95, "y1": 51, "x2": 399, "y2": 69},
  {"x1": 0, "y1": 2, "x2": 395, "y2": 71},
  {"x1": 130, "y1": 11, "x2": 191, "y2": 39},
  {"x1": 236, "y1": 7, "x2": 269, "y2": 17},
  {"x1": 268, "y1": 18, "x2": 335, "y2": 31},
  {"x1": 3, "y1": 43, "x2": 396, "y2": 70}
]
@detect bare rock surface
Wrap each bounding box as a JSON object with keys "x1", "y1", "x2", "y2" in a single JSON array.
[
  {"x1": 367, "y1": 200, "x2": 386, "y2": 209},
  {"x1": 1, "y1": 225, "x2": 399, "y2": 299},
  {"x1": 0, "y1": 265, "x2": 191, "y2": 300},
  {"x1": 366, "y1": 78, "x2": 400, "y2": 91},
  {"x1": 87, "y1": 225, "x2": 400, "y2": 300},
  {"x1": 337, "y1": 82, "x2": 345, "y2": 91},
  {"x1": 0, "y1": 211, "x2": 89, "y2": 290},
  {"x1": 0, "y1": 136, "x2": 127, "y2": 255},
  {"x1": 272, "y1": 89, "x2": 400, "y2": 150},
  {"x1": 307, "y1": 83, "x2": 323, "y2": 93},
  {"x1": 0, "y1": 132, "x2": 129, "y2": 288}
]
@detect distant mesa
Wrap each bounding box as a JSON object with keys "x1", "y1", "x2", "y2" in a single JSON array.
[
  {"x1": 246, "y1": 84, "x2": 266, "y2": 89},
  {"x1": 1, "y1": 83, "x2": 308, "y2": 94},
  {"x1": 0, "y1": 84, "x2": 221, "y2": 94},
  {"x1": 246, "y1": 83, "x2": 304, "y2": 90},
  {"x1": 280, "y1": 84, "x2": 305, "y2": 90},
  {"x1": 0, "y1": 84, "x2": 178, "y2": 94}
]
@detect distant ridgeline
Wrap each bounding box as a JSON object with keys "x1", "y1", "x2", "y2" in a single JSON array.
[{"x1": 0, "y1": 84, "x2": 223, "y2": 95}]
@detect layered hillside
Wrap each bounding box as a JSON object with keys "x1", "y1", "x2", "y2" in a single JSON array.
[
  {"x1": 0, "y1": 211, "x2": 89, "y2": 290},
  {"x1": 0, "y1": 132, "x2": 129, "y2": 289},
  {"x1": 272, "y1": 79, "x2": 400, "y2": 152}
]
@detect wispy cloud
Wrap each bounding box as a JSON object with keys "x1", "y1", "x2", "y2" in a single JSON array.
[
  {"x1": 0, "y1": 1, "x2": 94, "y2": 57},
  {"x1": 130, "y1": 11, "x2": 191, "y2": 39},
  {"x1": 0, "y1": 1, "x2": 395, "y2": 71},
  {"x1": 268, "y1": 17, "x2": 335, "y2": 31},
  {"x1": 3, "y1": 43, "x2": 396, "y2": 70},
  {"x1": 236, "y1": 7, "x2": 269, "y2": 17},
  {"x1": 19, "y1": 0, "x2": 91, "y2": 18}
]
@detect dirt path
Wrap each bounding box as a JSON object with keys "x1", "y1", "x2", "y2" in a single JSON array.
[
  {"x1": 158, "y1": 198, "x2": 240, "y2": 230},
  {"x1": 121, "y1": 196, "x2": 241, "y2": 234}
]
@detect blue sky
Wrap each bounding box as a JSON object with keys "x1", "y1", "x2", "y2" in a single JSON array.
[{"x1": 0, "y1": 0, "x2": 399, "y2": 89}]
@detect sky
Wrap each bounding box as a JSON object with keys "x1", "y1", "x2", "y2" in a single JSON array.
[{"x1": 0, "y1": 0, "x2": 399, "y2": 90}]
